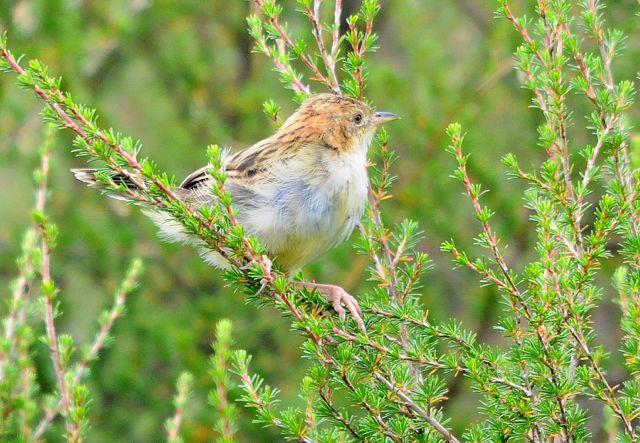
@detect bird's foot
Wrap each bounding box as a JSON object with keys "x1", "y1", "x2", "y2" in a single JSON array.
[
  {"x1": 242, "y1": 255, "x2": 273, "y2": 295},
  {"x1": 300, "y1": 282, "x2": 365, "y2": 332},
  {"x1": 256, "y1": 256, "x2": 272, "y2": 294}
]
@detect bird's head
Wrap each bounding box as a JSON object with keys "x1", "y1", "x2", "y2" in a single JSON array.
[{"x1": 276, "y1": 93, "x2": 399, "y2": 153}]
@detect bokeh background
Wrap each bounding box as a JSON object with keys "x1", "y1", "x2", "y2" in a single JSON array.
[{"x1": 1, "y1": 1, "x2": 639, "y2": 441}]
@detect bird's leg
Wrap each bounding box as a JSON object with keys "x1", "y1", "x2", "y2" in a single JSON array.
[
  {"x1": 242, "y1": 255, "x2": 273, "y2": 295},
  {"x1": 298, "y1": 282, "x2": 365, "y2": 332}
]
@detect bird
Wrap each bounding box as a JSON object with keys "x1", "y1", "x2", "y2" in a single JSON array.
[{"x1": 72, "y1": 93, "x2": 399, "y2": 330}]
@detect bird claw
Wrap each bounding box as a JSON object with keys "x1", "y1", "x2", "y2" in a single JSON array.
[
  {"x1": 321, "y1": 285, "x2": 366, "y2": 333},
  {"x1": 255, "y1": 278, "x2": 268, "y2": 296},
  {"x1": 260, "y1": 255, "x2": 272, "y2": 275},
  {"x1": 242, "y1": 255, "x2": 273, "y2": 296},
  {"x1": 241, "y1": 255, "x2": 272, "y2": 271}
]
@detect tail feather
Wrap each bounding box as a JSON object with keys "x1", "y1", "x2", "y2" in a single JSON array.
[
  {"x1": 72, "y1": 168, "x2": 187, "y2": 238},
  {"x1": 71, "y1": 168, "x2": 101, "y2": 188},
  {"x1": 71, "y1": 168, "x2": 138, "y2": 188},
  {"x1": 71, "y1": 168, "x2": 145, "y2": 202},
  {"x1": 72, "y1": 168, "x2": 230, "y2": 269}
]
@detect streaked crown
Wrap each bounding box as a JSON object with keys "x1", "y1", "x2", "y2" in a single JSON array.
[{"x1": 274, "y1": 93, "x2": 398, "y2": 153}]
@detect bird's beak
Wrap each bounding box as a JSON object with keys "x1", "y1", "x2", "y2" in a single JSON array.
[{"x1": 372, "y1": 111, "x2": 400, "y2": 125}]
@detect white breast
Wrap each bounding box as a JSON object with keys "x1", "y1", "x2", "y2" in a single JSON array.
[
  {"x1": 144, "y1": 141, "x2": 371, "y2": 272},
  {"x1": 238, "y1": 142, "x2": 370, "y2": 270}
]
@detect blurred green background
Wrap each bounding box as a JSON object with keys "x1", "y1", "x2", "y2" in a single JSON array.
[{"x1": 1, "y1": 0, "x2": 639, "y2": 441}]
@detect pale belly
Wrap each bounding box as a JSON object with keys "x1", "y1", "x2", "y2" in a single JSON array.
[
  {"x1": 147, "y1": 148, "x2": 370, "y2": 272},
  {"x1": 230, "y1": 152, "x2": 369, "y2": 271}
]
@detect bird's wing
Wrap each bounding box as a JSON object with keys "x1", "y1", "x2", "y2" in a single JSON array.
[
  {"x1": 224, "y1": 138, "x2": 288, "y2": 181},
  {"x1": 179, "y1": 165, "x2": 213, "y2": 190},
  {"x1": 179, "y1": 137, "x2": 299, "y2": 190}
]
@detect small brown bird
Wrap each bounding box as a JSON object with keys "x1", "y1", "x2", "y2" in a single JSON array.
[{"x1": 73, "y1": 93, "x2": 399, "y2": 329}]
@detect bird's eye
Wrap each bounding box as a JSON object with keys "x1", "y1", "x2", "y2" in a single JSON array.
[{"x1": 353, "y1": 113, "x2": 363, "y2": 124}]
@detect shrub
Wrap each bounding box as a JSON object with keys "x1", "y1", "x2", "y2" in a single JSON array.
[{"x1": 0, "y1": 0, "x2": 639, "y2": 441}]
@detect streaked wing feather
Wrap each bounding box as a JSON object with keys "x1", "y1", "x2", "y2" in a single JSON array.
[
  {"x1": 225, "y1": 140, "x2": 278, "y2": 180},
  {"x1": 179, "y1": 166, "x2": 211, "y2": 189},
  {"x1": 180, "y1": 138, "x2": 293, "y2": 190}
]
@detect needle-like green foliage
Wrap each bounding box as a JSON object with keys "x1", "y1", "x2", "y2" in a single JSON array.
[{"x1": 0, "y1": 0, "x2": 639, "y2": 441}]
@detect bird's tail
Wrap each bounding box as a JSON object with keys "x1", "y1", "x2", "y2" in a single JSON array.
[
  {"x1": 71, "y1": 168, "x2": 141, "y2": 201},
  {"x1": 72, "y1": 168, "x2": 230, "y2": 268},
  {"x1": 72, "y1": 167, "x2": 187, "y2": 239}
]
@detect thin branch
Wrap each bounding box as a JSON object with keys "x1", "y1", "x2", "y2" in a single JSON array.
[
  {"x1": 317, "y1": 388, "x2": 360, "y2": 439},
  {"x1": 374, "y1": 373, "x2": 460, "y2": 443},
  {"x1": 331, "y1": 0, "x2": 343, "y2": 64},
  {"x1": 32, "y1": 259, "x2": 142, "y2": 439},
  {"x1": 254, "y1": 0, "x2": 334, "y2": 89},
  {"x1": 304, "y1": 0, "x2": 340, "y2": 91},
  {"x1": 166, "y1": 372, "x2": 193, "y2": 443},
  {"x1": 0, "y1": 125, "x2": 55, "y2": 382},
  {"x1": 33, "y1": 145, "x2": 78, "y2": 440}
]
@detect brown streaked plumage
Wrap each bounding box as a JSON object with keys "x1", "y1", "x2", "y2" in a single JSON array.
[
  {"x1": 72, "y1": 93, "x2": 399, "y2": 330},
  {"x1": 180, "y1": 94, "x2": 381, "y2": 187}
]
